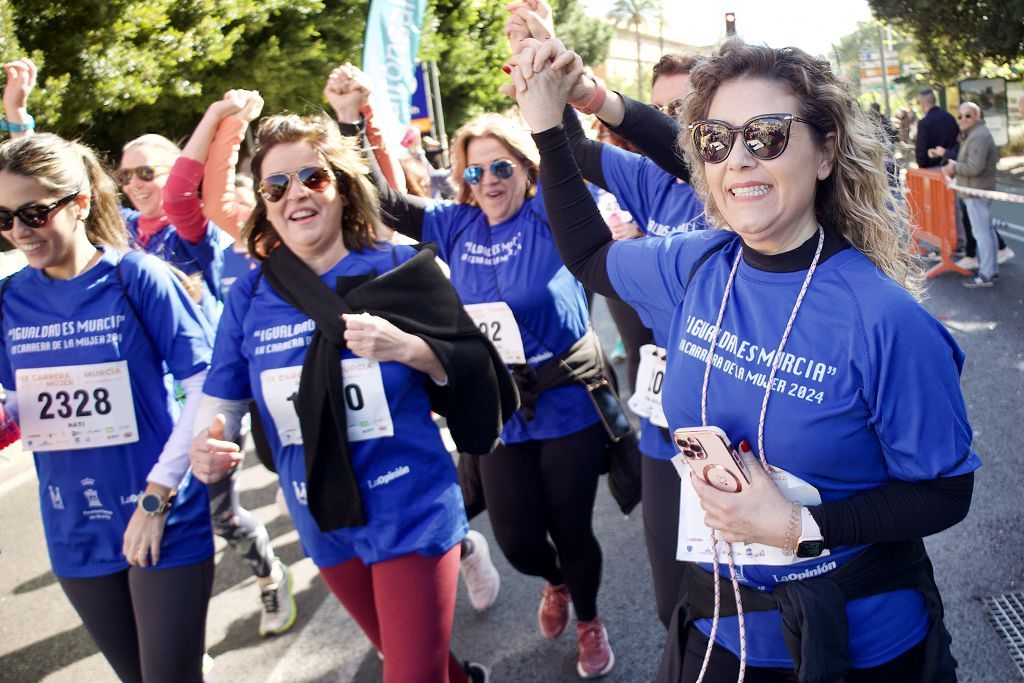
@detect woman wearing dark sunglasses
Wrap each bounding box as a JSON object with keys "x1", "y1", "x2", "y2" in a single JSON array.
[
  {"x1": 116, "y1": 133, "x2": 228, "y2": 306},
  {"x1": 513, "y1": 39, "x2": 976, "y2": 682},
  {"x1": 188, "y1": 113, "x2": 500, "y2": 683},
  {"x1": 330, "y1": 65, "x2": 619, "y2": 678},
  {"x1": 0, "y1": 133, "x2": 217, "y2": 682}
]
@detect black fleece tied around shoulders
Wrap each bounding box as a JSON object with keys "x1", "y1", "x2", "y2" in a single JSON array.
[{"x1": 262, "y1": 242, "x2": 518, "y2": 532}]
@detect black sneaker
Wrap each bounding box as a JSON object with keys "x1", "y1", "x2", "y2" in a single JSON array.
[
  {"x1": 962, "y1": 275, "x2": 995, "y2": 288},
  {"x1": 464, "y1": 661, "x2": 490, "y2": 683}
]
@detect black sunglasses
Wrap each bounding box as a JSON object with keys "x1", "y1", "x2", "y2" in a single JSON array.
[
  {"x1": 463, "y1": 159, "x2": 516, "y2": 185},
  {"x1": 113, "y1": 165, "x2": 170, "y2": 185},
  {"x1": 0, "y1": 193, "x2": 80, "y2": 231},
  {"x1": 688, "y1": 113, "x2": 821, "y2": 164},
  {"x1": 259, "y1": 166, "x2": 335, "y2": 203}
]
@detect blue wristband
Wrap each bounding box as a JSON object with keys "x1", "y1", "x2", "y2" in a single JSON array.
[{"x1": 1, "y1": 115, "x2": 35, "y2": 133}]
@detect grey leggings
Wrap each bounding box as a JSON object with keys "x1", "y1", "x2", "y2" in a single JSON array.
[
  {"x1": 58, "y1": 557, "x2": 214, "y2": 683},
  {"x1": 208, "y1": 460, "x2": 274, "y2": 578}
]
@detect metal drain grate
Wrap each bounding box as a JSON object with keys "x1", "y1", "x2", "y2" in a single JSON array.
[{"x1": 984, "y1": 592, "x2": 1024, "y2": 678}]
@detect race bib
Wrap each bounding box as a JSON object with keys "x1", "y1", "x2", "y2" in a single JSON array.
[
  {"x1": 464, "y1": 302, "x2": 526, "y2": 365},
  {"x1": 675, "y1": 461, "x2": 829, "y2": 566},
  {"x1": 259, "y1": 359, "x2": 394, "y2": 446},
  {"x1": 627, "y1": 344, "x2": 667, "y2": 427},
  {"x1": 17, "y1": 361, "x2": 139, "y2": 452}
]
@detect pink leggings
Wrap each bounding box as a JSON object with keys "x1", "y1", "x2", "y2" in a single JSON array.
[{"x1": 319, "y1": 545, "x2": 467, "y2": 683}]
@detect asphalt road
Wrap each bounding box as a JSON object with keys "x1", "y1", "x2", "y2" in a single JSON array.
[{"x1": 1, "y1": 235, "x2": 1022, "y2": 683}]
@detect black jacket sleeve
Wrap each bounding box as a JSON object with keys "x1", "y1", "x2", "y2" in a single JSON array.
[
  {"x1": 337, "y1": 120, "x2": 430, "y2": 241},
  {"x1": 532, "y1": 125, "x2": 617, "y2": 298},
  {"x1": 605, "y1": 92, "x2": 691, "y2": 182},
  {"x1": 810, "y1": 472, "x2": 974, "y2": 548},
  {"x1": 562, "y1": 105, "x2": 608, "y2": 190}
]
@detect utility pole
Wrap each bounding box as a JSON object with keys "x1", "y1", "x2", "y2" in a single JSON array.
[{"x1": 877, "y1": 24, "x2": 891, "y2": 118}]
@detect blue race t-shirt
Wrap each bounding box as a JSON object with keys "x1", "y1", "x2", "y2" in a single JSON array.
[
  {"x1": 600, "y1": 144, "x2": 709, "y2": 237},
  {"x1": 220, "y1": 245, "x2": 256, "y2": 300},
  {"x1": 0, "y1": 248, "x2": 215, "y2": 578},
  {"x1": 422, "y1": 191, "x2": 598, "y2": 443},
  {"x1": 608, "y1": 230, "x2": 980, "y2": 667},
  {"x1": 121, "y1": 207, "x2": 227, "y2": 303},
  {"x1": 203, "y1": 243, "x2": 468, "y2": 568},
  {"x1": 602, "y1": 144, "x2": 710, "y2": 459}
]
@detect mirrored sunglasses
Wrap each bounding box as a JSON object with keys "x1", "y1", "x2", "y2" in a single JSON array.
[
  {"x1": 688, "y1": 113, "x2": 820, "y2": 164},
  {"x1": 463, "y1": 159, "x2": 517, "y2": 185},
  {"x1": 259, "y1": 166, "x2": 335, "y2": 203}
]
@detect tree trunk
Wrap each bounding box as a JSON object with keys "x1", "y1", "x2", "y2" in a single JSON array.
[{"x1": 634, "y1": 20, "x2": 643, "y2": 100}]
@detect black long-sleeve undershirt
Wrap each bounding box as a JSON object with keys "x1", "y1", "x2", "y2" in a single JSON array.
[
  {"x1": 604, "y1": 92, "x2": 691, "y2": 182},
  {"x1": 562, "y1": 105, "x2": 608, "y2": 190},
  {"x1": 337, "y1": 120, "x2": 428, "y2": 241},
  {"x1": 533, "y1": 124, "x2": 617, "y2": 298}
]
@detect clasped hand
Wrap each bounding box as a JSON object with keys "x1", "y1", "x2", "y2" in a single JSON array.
[
  {"x1": 502, "y1": 38, "x2": 585, "y2": 132},
  {"x1": 689, "y1": 441, "x2": 796, "y2": 548}
]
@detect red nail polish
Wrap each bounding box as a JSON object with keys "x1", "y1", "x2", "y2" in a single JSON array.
[
  {"x1": 740, "y1": 439, "x2": 751, "y2": 452},
  {"x1": 502, "y1": 65, "x2": 512, "y2": 74}
]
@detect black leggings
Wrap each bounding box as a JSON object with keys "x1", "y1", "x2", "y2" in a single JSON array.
[
  {"x1": 478, "y1": 421, "x2": 607, "y2": 621},
  {"x1": 58, "y1": 557, "x2": 214, "y2": 683},
  {"x1": 605, "y1": 297, "x2": 654, "y2": 394},
  {"x1": 208, "y1": 460, "x2": 274, "y2": 578},
  {"x1": 680, "y1": 625, "x2": 925, "y2": 683},
  {"x1": 643, "y1": 454, "x2": 688, "y2": 628}
]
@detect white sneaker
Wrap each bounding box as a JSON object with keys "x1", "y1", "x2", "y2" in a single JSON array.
[
  {"x1": 955, "y1": 255, "x2": 979, "y2": 270},
  {"x1": 459, "y1": 530, "x2": 500, "y2": 611},
  {"x1": 998, "y1": 246, "x2": 1015, "y2": 264},
  {"x1": 259, "y1": 560, "x2": 297, "y2": 637}
]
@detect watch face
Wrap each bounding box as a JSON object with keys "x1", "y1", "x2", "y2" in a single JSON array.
[
  {"x1": 140, "y1": 493, "x2": 163, "y2": 514},
  {"x1": 796, "y1": 540, "x2": 825, "y2": 558}
]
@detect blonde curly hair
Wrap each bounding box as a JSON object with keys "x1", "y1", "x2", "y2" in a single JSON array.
[{"x1": 679, "y1": 40, "x2": 923, "y2": 297}]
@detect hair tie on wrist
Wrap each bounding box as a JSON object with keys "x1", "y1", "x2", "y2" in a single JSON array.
[{"x1": 574, "y1": 78, "x2": 607, "y2": 116}]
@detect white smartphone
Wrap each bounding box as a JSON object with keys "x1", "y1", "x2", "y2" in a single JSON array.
[{"x1": 672, "y1": 426, "x2": 751, "y2": 493}]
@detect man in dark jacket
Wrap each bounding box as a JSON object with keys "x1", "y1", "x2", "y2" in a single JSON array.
[{"x1": 915, "y1": 88, "x2": 960, "y2": 168}]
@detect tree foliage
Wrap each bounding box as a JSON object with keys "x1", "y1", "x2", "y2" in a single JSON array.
[
  {"x1": 609, "y1": 0, "x2": 660, "y2": 99},
  {"x1": 867, "y1": 0, "x2": 1024, "y2": 83},
  {"x1": 552, "y1": 0, "x2": 613, "y2": 67},
  {"x1": 1, "y1": 0, "x2": 535, "y2": 154}
]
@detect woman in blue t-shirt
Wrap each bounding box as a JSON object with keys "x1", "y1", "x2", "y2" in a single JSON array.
[
  {"x1": 0, "y1": 134, "x2": 215, "y2": 682},
  {"x1": 188, "y1": 113, "x2": 488, "y2": 683},
  {"x1": 327, "y1": 64, "x2": 617, "y2": 679},
  {"x1": 512, "y1": 39, "x2": 977, "y2": 682}
]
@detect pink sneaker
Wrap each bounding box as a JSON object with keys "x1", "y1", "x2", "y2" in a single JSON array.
[
  {"x1": 576, "y1": 617, "x2": 614, "y2": 678},
  {"x1": 538, "y1": 583, "x2": 572, "y2": 639}
]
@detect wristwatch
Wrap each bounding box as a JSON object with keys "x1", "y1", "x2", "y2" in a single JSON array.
[
  {"x1": 796, "y1": 506, "x2": 825, "y2": 558},
  {"x1": 138, "y1": 491, "x2": 172, "y2": 516}
]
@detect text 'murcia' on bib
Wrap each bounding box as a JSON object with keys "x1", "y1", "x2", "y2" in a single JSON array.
[{"x1": 17, "y1": 361, "x2": 139, "y2": 451}]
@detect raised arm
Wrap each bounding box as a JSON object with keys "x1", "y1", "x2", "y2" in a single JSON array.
[
  {"x1": 165, "y1": 92, "x2": 255, "y2": 243},
  {"x1": 201, "y1": 91, "x2": 264, "y2": 238},
  {"x1": 325, "y1": 63, "x2": 430, "y2": 241},
  {"x1": 510, "y1": 44, "x2": 617, "y2": 297},
  {"x1": 2, "y1": 57, "x2": 37, "y2": 139}
]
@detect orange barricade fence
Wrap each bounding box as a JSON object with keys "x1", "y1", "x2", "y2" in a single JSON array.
[{"x1": 904, "y1": 168, "x2": 972, "y2": 279}]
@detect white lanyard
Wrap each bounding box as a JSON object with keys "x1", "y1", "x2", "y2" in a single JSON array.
[{"x1": 694, "y1": 226, "x2": 824, "y2": 683}]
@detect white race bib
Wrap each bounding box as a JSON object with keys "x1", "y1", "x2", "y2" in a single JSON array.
[
  {"x1": 259, "y1": 359, "x2": 394, "y2": 446},
  {"x1": 627, "y1": 344, "x2": 667, "y2": 427},
  {"x1": 464, "y1": 302, "x2": 526, "y2": 365},
  {"x1": 674, "y1": 462, "x2": 829, "y2": 566},
  {"x1": 17, "y1": 361, "x2": 139, "y2": 452}
]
